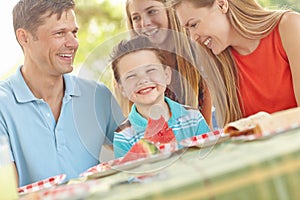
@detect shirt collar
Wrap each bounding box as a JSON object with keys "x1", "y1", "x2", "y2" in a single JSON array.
[
  {"x1": 10, "y1": 66, "x2": 81, "y2": 103},
  {"x1": 128, "y1": 97, "x2": 189, "y2": 131},
  {"x1": 165, "y1": 97, "x2": 188, "y2": 124},
  {"x1": 128, "y1": 105, "x2": 147, "y2": 133}
]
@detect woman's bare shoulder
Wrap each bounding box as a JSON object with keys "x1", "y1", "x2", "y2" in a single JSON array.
[
  {"x1": 278, "y1": 12, "x2": 300, "y2": 49},
  {"x1": 279, "y1": 11, "x2": 300, "y2": 32}
]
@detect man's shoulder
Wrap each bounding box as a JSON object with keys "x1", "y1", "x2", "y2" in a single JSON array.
[
  {"x1": 66, "y1": 75, "x2": 110, "y2": 94},
  {"x1": 67, "y1": 75, "x2": 105, "y2": 87},
  {"x1": 0, "y1": 80, "x2": 14, "y2": 99}
]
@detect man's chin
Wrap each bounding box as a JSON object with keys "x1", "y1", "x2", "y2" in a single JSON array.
[{"x1": 63, "y1": 66, "x2": 74, "y2": 74}]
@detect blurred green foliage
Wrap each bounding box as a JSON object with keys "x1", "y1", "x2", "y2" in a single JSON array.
[
  {"x1": 258, "y1": 0, "x2": 300, "y2": 11},
  {"x1": 74, "y1": 0, "x2": 129, "y2": 88},
  {"x1": 75, "y1": 0, "x2": 126, "y2": 63}
]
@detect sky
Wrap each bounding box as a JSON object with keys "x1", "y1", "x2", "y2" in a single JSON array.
[
  {"x1": 0, "y1": 0, "x2": 125, "y2": 79},
  {"x1": 0, "y1": 0, "x2": 22, "y2": 78}
]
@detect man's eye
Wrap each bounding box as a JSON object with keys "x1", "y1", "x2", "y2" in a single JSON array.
[
  {"x1": 55, "y1": 31, "x2": 65, "y2": 36},
  {"x1": 72, "y1": 30, "x2": 78, "y2": 37}
]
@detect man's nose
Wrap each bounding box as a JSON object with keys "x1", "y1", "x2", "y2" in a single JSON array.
[{"x1": 65, "y1": 33, "x2": 78, "y2": 49}]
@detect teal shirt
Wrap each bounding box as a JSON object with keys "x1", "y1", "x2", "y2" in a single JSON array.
[
  {"x1": 0, "y1": 66, "x2": 124, "y2": 186},
  {"x1": 114, "y1": 97, "x2": 210, "y2": 158}
]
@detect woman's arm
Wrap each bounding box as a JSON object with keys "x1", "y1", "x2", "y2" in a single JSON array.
[{"x1": 279, "y1": 12, "x2": 300, "y2": 106}]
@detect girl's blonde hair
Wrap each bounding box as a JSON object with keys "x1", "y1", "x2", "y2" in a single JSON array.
[{"x1": 169, "y1": 0, "x2": 289, "y2": 123}]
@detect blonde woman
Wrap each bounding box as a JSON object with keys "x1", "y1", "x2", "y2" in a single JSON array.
[
  {"x1": 115, "y1": 0, "x2": 226, "y2": 128},
  {"x1": 169, "y1": 0, "x2": 300, "y2": 122}
]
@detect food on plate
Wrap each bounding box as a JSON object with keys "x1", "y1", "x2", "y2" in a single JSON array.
[
  {"x1": 119, "y1": 139, "x2": 160, "y2": 164},
  {"x1": 224, "y1": 112, "x2": 270, "y2": 136},
  {"x1": 224, "y1": 107, "x2": 300, "y2": 137},
  {"x1": 144, "y1": 116, "x2": 176, "y2": 144}
]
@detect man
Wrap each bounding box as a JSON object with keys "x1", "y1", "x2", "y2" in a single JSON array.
[{"x1": 0, "y1": 0, "x2": 124, "y2": 187}]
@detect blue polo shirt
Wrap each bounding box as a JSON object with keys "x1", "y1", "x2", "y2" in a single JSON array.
[
  {"x1": 0, "y1": 66, "x2": 124, "y2": 186},
  {"x1": 114, "y1": 97, "x2": 210, "y2": 158}
]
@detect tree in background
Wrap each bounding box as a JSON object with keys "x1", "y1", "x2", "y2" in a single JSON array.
[
  {"x1": 75, "y1": 0, "x2": 127, "y2": 89},
  {"x1": 76, "y1": 0, "x2": 126, "y2": 63},
  {"x1": 259, "y1": 0, "x2": 300, "y2": 12}
]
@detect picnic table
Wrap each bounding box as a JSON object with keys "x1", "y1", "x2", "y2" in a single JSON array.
[{"x1": 20, "y1": 127, "x2": 300, "y2": 200}]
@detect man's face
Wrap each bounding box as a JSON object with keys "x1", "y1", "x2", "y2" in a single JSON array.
[{"x1": 25, "y1": 9, "x2": 79, "y2": 76}]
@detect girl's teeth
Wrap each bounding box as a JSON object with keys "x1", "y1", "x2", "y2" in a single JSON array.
[
  {"x1": 145, "y1": 29, "x2": 158, "y2": 36},
  {"x1": 139, "y1": 87, "x2": 153, "y2": 94}
]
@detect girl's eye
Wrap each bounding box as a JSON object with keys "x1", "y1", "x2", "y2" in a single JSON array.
[
  {"x1": 131, "y1": 15, "x2": 140, "y2": 21},
  {"x1": 148, "y1": 9, "x2": 158, "y2": 15},
  {"x1": 147, "y1": 68, "x2": 157, "y2": 73},
  {"x1": 126, "y1": 74, "x2": 136, "y2": 80}
]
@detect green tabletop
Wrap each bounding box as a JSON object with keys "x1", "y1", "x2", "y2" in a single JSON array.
[
  {"x1": 83, "y1": 128, "x2": 300, "y2": 200},
  {"x1": 33, "y1": 128, "x2": 300, "y2": 200}
]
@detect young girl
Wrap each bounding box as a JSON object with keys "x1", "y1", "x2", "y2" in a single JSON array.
[{"x1": 110, "y1": 36, "x2": 210, "y2": 158}]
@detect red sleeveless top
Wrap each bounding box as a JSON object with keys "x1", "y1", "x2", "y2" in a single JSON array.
[{"x1": 231, "y1": 24, "x2": 297, "y2": 117}]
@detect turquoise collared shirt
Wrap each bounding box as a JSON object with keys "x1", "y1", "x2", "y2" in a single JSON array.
[
  {"x1": 114, "y1": 97, "x2": 210, "y2": 158},
  {"x1": 0, "y1": 66, "x2": 124, "y2": 186}
]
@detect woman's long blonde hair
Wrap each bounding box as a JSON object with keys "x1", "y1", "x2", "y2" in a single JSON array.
[{"x1": 169, "y1": 0, "x2": 289, "y2": 123}]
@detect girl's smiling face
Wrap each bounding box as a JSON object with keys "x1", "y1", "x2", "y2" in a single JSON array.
[
  {"x1": 117, "y1": 50, "x2": 171, "y2": 107},
  {"x1": 127, "y1": 0, "x2": 169, "y2": 46}
]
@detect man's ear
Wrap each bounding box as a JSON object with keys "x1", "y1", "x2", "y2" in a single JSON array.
[
  {"x1": 164, "y1": 66, "x2": 172, "y2": 85},
  {"x1": 216, "y1": 0, "x2": 229, "y2": 14},
  {"x1": 16, "y1": 28, "x2": 29, "y2": 47}
]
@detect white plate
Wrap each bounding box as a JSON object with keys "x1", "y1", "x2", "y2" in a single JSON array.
[
  {"x1": 80, "y1": 159, "x2": 120, "y2": 179},
  {"x1": 112, "y1": 153, "x2": 172, "y2": 172},
  {"x1": 81, "y1": 153, "x2": 172, "y2": 179},
  {"x1": 180, "y1": 130, "x2": 230, "y2": 148}
]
